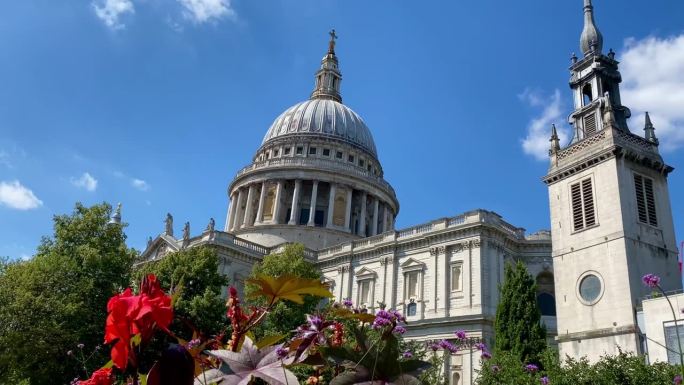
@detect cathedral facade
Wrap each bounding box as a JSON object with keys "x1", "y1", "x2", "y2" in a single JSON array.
[{"x1": 140, "y1": 1, "x2": 681, "y2": 384}]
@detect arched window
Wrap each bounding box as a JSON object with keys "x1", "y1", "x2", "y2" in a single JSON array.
[
  {"x1": 582, "y1": 84, "x2": 593, "y2": 106},
  {"x1": 407, "y1": 302, "x2": 417, "y2": 316},
  {"x1": 537, "y1": 292, "x2": 557, "y2": 316},
  {"x1": 536, "y1": 272, "x2": 556, "y2": 316}
]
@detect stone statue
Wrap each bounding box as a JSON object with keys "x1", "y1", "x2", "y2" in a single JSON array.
[
  {"x1": 182, "y1": 222, "x2": 190, "y2": 242},
  {"x1": 206, "y1": 217, "x2": 215, "y2": 233},
  {"x1": 147, "y1": 236, "x2": 153, "y2": 248},
  {"x1": 165, "y1": 213, "x2": 173, "y2": 236}
]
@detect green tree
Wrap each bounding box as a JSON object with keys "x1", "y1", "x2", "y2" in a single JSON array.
[
  {"x1": 493, "y1": 261, "x2": 547, "y2": 364},
  {"x1": 245, "y1": 243, "x2": 321, "y2": 338},
  {"x1": 0, "y1": 203, "x2": 137, "y2": 385},
  {"x1": 134, "y1": 246, "x2": 228, "y2": 338}
]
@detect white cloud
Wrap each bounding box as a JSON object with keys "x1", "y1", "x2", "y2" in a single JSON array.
[
  {"x1": 92, "y1": 0, "x2": 135, "y2": 30},
  {"x1": 132, "y1": 178, "x2": 150, "y2": 191},
  {"x1": 0, "y1": 180, "x2": 43, "y2": 210},
  {"x1": 620, "y1": 34, "x2": 684, "y2": 151},
  {"x1": 19, "y1": 254, "x2": 32, "y2": 261},
  {"x1": 71, "y1": 172, "x2": 98, "y2": 192},
  {"x1": 520, "y1": 89, "x2": 571, "y2": 161},
  {"x1": 178, "y1": 0, "x2": 236, "y2": 23}
]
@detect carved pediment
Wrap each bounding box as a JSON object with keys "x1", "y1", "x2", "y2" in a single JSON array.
[
  {"x1": 355, "y1": 267, "x2": 377, "y2": 279},
  {"x1": 400, "y1": 258, "x2": 426, "y2": 271}
]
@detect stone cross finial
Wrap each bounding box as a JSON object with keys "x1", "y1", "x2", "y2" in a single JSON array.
[{"x1": 328, "y1": 29, "x2": 337, "y2": 53}]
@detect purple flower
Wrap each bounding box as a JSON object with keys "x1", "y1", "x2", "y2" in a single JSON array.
[
  {"x1": 491, "y1": 365, "x2": 500, "y2": 373},
  {"x1": 525, "y1": 364, "x2": 539, "y2": 373},
  {"x1": 481, "y1": 350, "x2": 492, "y2": 360},
  {"x1": 372, "y1": 308, "x2": 405, "y2": 329},
  {"x1": 439, "y1": 340, "x2": 459, "y2": 354},
  {"x1": 474, "y1": 342, "x2": 486, "y2": 351},
  {"x1": 276, "y1": 346, "x2": 289, "y2": 359},
  {"x1": 393, "y1": 325, "x2": 407, "y2": 335},
  {"x1": 402, "y1": 351, "x2": 413, "y2": 359},
  {"x1": 455, "y1": 330, "x2": 467, "y2": 340},
  {"x1": 428, "y1": 342, "x2": 441, "y2": 351},
  {"x1": 675, "y1": 375, "x2": 683, "y2": 385},
  {"x1": 77, "y1": 343, "x2": 85, "y2": 349},
  {"x1": 187, "y1": 338, "x2": 201, "y2": 350},
  {"x1": 642, "y1": 274, "x2": 661, "y2": 288},
  {"x1": 541, "y1": 376, "x2": 550, "y2": 385},
  {"x1": 342, "y1": 298, "x2": 353, "y2": 308}
]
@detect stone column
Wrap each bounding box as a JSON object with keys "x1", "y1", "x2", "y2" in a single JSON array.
[
  {"x1": 225, "y1": 192, "x2": 236, "y2": 231},
  {"x1": 371, "y1": 197, "x2": 379, "y2": 236},
  {"x1": 273, "y1": 180, "x2": 284, "y2": 224},
  {"x1": 289, "y1": 180, "x2": 302, "y2": 225},
  {"x1": 327, "y1": 183, "x2": 337, "y2": 228},
  {"x1": 232, "y1": 188, "x2": 245, "y2": 231},
  {"x1": 308, "y1": 180, "x2": 319, "y2": 226},
  {"x1": 255, "y1": 182, "x2": 267, "y2": 224},
  {"x1": 359, "y1": 192, "x2": 367, "y2": 236},
  {"x1": 344, "y1": 188, "x2": 353, "y2": 231},
  {"x1": 381, "y1": 203, "x2": 389, "y2": 234},
  {"x1": 242, "y1": 184, "x2": 256, "y2": 228}
]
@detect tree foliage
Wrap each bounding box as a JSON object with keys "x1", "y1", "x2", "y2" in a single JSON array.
[
  {"x1": 493, "y1": 261, "x2": 547, "y2": 364},
  {"x1": 244, "y1": 243, "x2": 321, "y2": 338},
  {"x1": 477, "y1": 349, "x2": 680, "y2": 385},
  {"x1": 134, "y1": 246, "x2": 228, "y2": 339},
  {"x1": 0, "y1": 203, "x2": 137, "y2": 385}
]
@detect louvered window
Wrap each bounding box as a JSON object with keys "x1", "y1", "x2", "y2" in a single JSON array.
[
  {"x1": 634, "y1": 174, "x2": 658, "y2": 227},
  {"x1": 584, "y1": 112, "x2": 597, "y2": 136},
  {"x1": 571, "y1": 178, "x2": 597, "y2": 231}
]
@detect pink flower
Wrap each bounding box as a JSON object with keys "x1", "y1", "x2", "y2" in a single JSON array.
[
  {"x1": 675, "y1": 375, "x2": 683, "y2": 385},
  {"x1": 541, "y1": 376, "x2": 550, "y2": 385},
  {"x1": 642, "y1": 274, "x2": 661, "y2": 288}
]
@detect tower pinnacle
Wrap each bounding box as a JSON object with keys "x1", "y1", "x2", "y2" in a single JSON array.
[
  {"x1": 580, "y1": 0, "x2": 603, "y2": 56},
  {"x1": 550, "y1": 124, "x2": 561, "y2": 154},
  {"x1": 311, "y1": 29, "x2": 343, "y2": 103},
  {"x1": 644, "y1": 112, "x2": 659, "y2": 145}
]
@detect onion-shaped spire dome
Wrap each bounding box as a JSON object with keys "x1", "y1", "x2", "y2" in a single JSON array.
[{"x1": 580, "y1": 0, "x2": 603, "y2": 56}]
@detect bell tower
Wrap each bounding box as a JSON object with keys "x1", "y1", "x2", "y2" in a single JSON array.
[{"x1": 544, "y1": 0, "x2": 681, "y2": 361}]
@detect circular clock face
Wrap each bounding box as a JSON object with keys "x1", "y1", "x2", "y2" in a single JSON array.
[{"x1": 579, "y1": 274, "x2": 602, "y2": 304}]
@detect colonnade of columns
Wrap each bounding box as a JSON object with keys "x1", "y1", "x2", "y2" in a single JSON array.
[{"x1": 225, "y1": 179, "x2": 395, "y2": 237}]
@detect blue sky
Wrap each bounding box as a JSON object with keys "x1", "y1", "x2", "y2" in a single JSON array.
[{"x1": 1, "y1": 0, "x2": 684, "y2": 259}]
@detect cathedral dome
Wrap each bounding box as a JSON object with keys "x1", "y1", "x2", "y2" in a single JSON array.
[{"x1": 262, "y1": 99, "x2": 378, "y2": 158}]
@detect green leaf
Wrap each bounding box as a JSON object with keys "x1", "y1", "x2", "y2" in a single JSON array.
[
  {"x1": 130, "y1": 333, "x2": 142, "y2": 347},
  {"x1": 245, "y1": 274, "x2": 332, "y2": 304},
  {"x1": 256, "y1": 334, "x2": 286, "y2": 349}
]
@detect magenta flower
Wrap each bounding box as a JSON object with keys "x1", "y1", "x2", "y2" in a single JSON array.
[
  {"x1": 474, "y1": 342, "x2": 487, "y2": 351},
  {"x1": 675, "y1": 375, "x2": 683, "y2": 385},
  {"x1": 541, "y1": 376, "x2": 550, "y2": 385},
  {"x1": 525, "y1": 364, "x2": 539, "y2": 373},
  {"x1": 642, "y1": 273, "x2": 661, "y2": 288},
  {"x1": 402, "y1": 351, "x2": 413, "y2": 359},
  {"x1": 455, "y1": 330, "x2": 467, "y2": 340},
  {"x1": 481, "y1": 350, "x2": 492, "y2": 360},
  {"x1": 393, "y1": 325, "x2": 407, "y2": 335},
  {"x1": 342, "y1": 298, "x2": 353, "y2": 308},
  {"x1": 276, "y1": 346, "x2": 289, "y2": 359}
]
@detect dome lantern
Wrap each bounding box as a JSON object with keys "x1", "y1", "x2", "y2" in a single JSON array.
[{"x1": 310, "y1": 29, "x2": 342, "y2": 103}]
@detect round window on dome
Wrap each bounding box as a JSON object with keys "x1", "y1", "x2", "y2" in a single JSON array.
[{"x1": 578, "y1": 273, "x2": 603, "y2": 305}]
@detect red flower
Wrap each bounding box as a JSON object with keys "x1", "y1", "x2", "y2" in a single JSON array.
[
  {"x1": 104, "y1": 274, "x2": 173, "y2": 370},
  {"x1": 78, "y1": 368, "x2": 113, "y2": 385}
]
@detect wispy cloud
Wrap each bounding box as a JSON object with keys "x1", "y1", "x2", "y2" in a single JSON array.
[
  {"x1": 0, "y1": 150, "x2": 10, "y2": 169},
  {"x1": 0, "y1": 180, "x2": 43, "y2": 210},
  {"x1": 131, "y1": 178, "x2": 150, "y2": 191},
  {"x1": 71, "y1": 172, "x2": 98, "y2": 192},
  {"x1": 519, "y1": 89, "x2": 570, "y2": 161},
  {"x1": 92, "y1": 0, "x2": 135, "y2": 30},
  {"x1": 178, "y1": 0, "x2": 236, "y2": 23},
  {"x1": 620, "y1": 34, "x2": 684, "y2": 151}
]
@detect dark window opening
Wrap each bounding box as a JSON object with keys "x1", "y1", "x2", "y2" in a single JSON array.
[
  {"x1": 407, "y1": 302, "x2": 417, "y2": 316},
  {"x1": 296, "y1": 146, "x2": 303, "y2": 155},
  {"x1": 348, "y1": 155, "x2": 355, "y2": 163},
  {"x1": 309, "y1": 147, "x2": 317, "y2": 155},
  {"x1": 284, "y1": 147, "x2": 291, "y2": 155},
  {"x1": 582, "y1": 84, "x2": 593, "y2": 106},
  {"x1": 299, "y1": 208, "x2": 309, "y2": 225},
  {"x1": 359, "y1": 159, "x2": 365, "y2": 167},
  {"x1": 314, "y1": 210, "x2": 325, "y2": 226},
  {"x1": 336, "y1": 151, "x2": 343, "y2": 159},
  {"x1": 323, "y1": 148, "x2": 330, "y2": 156},
  {"x1": 537, "y1": 293, "x2": 557, "y2": 316}
]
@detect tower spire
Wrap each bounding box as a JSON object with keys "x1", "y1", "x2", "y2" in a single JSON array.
[
  {"x1": 310, "y1": 29, "x2": 343, "y2": 103},
  {"x1": 550, "y1": 124, "x2": 561, "y2": 154},
  {"x1": 580, "y1": 0, "x2": 603, "y2": 56},
  {"x1": 644, "y1": 112, "x2": 659, "y2": 145}
]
